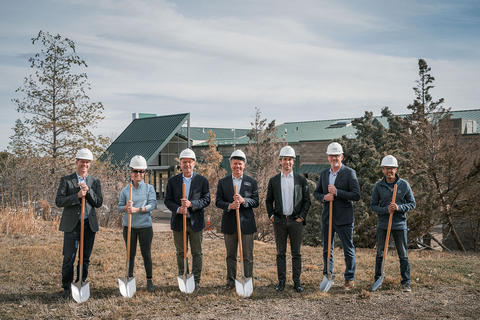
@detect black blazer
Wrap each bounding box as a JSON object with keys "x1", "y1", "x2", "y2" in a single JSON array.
[
  {"x1": 313, "y1": 165, "x2": 361, "y2": 226},
  {"x1": 265, "y1": 172, "x2": 311, "y2": 225},
  {"x1": 164, "y1": 173, "x2": 210, "y2": 232},
  {"x1": 216, "y1": 174, "x2": 259, "y2": 234},
  {"x1": 56, "y1": 172, "x2": 103, "y2": 233}
]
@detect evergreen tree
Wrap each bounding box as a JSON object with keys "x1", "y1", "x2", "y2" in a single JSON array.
[{"x1": 10, "y1": 31, "x2": 108, "y2": 160}]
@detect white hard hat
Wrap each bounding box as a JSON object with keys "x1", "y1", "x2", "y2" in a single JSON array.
[
  {"x1": 129, "y1": 155, "x2": 148, "y2": 170},
  {"x1": 75, "y1": 148, "x2": 93, "y2": 160},
  {"x1": 179, "y1": 148, "x2": 196, "y2": 160},
  {"x1": 381, "y1": 155, "x2": 398, "y2": 167},
  {"x1": 229, "y1": 149, "x2": 246, "y2": 163},
  {"x1": 279, "y1": 146, "x2": 295, "y2": 158},
  {"x1": 326, "y1": 142, "x2": 343, "y2": 155}
]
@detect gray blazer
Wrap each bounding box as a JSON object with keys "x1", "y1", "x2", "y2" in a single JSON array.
[{"x1": 56, "y1": 172, "x2": 103, "y2": 233}]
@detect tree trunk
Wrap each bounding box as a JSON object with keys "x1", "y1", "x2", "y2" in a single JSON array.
[{"x1": 445, "y1": 215, "x2": 466, "y2": 252}]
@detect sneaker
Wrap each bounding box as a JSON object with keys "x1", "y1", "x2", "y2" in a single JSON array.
[
  {"x1": 402, "y1": 284, "x2": 411, "y2": 292},
  {"x1": 343, "y1": 280, "x2": 354, "y2": 290},
  {"x1": 147, "y1": 279, "x2": 155, "y2": 292}
]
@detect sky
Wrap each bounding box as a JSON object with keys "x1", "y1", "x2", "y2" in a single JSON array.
[{"x1": 1, "y1": 0, "x2": 479, "y2": 152}]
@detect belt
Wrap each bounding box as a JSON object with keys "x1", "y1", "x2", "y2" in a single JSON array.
[
  {"x1": 79, "y1": 218, "x2": 89, "y2": 224},
  {"x1": 284, "y1": 215, "x2": 294, "y2": 219}
]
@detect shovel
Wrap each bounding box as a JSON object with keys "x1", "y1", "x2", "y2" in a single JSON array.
[
  {"x1": 119, "y1": 183, "x2": 136, "y2": 298},
  {"x1": 319, "y1": 201, "x2": 335, "y2": 292},
  {"x1": 71, "y1": 197, "x2": 90, "y2": 303},
  {"x1": 177, "y1": 183, "x2": 195, "y2": 294},
  {"x1": 372, "y1": 184, "x2": 398, "y2": 292},
  {"x1": 234, "y1": 185, "x2": 253, "y2": 298}
]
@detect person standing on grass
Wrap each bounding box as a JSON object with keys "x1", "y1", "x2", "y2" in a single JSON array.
[
  {"x1": 266, "y1": 146, "x2": 311, "y2": 293},
  {"x1": 55, "y1": 148, "x2": 103, "y2": 299},
  {"x1": 118, "y1": 155, "x2": 157, "y2": 292},
  {"x1": 164, "y1": 148, "x2": 210, "y2": 291},
  {"x1": 216, "y1": 149, "x2": 259, "y2": 291},
  {"x1": 314, "y1": 142, "x2": 361, "y2": 290},
  {"x1": 371, "y1": 155, "x2": 416, "y2": 292}
]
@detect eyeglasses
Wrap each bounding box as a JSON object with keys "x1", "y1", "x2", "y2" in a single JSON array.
[
  {"x1": 132, "y1": 170, "x2": 145, "y2": 174},
  {"x1": 383, "y1": 167, "x2": 397, "y2": 171},
  {"x1": 328, "y1": 155, "x2": 341, "y2": 159}
]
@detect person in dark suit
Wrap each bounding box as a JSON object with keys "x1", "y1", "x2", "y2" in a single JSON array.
[
  {"x1": 164, "y1": 148, "x2": 210, "y2": 290},
  {"x1": 216, "y1": 149, "x2": 259, "y2": 291},
  {"x1": 55, "y1": 148, "x2": 103, "y2": 299},
  {"x1": 266, "y1": 146, "x2": 311, "y2": 292},
  {"x1": 314, "y1": 142, "x2": 361, "y2": 290}
]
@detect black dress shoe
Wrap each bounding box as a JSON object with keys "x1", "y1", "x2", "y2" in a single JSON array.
[
  {"x1": 275, "y1": 281, "x2": 285, "y2": 292},
  {"x1": 61, "y1": 288, "x2": 71, "y2": 299},
  {"x1": 294, "y1": 282, "x2": 304, "y2": 292}
]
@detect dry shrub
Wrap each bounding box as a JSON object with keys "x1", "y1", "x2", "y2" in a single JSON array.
[{"x1": 0, "y1": 203, "x2": 39, "y2": 235}]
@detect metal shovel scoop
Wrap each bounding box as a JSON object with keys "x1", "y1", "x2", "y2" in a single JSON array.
[
  {"x1": 119, "y1": 183, "x2": 136, "y2": 298},
  {"x1": 319, "y1": 201, "x2": 335, "y2": 292},
  {"x1": 234, "y1": 186, "x2": 253, "y2": 298},
  {"x1": 72, "y1": 197, "x2": 90, "y2": 303},
  {"x1": 372, "y1": 184, "x2": 398, "y2": 292},
  {"x1": 177, "y1": 183, "x2": 195, "y2": 294}
]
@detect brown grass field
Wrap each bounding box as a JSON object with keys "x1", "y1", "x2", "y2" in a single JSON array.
[{"x1": 1, "y1": 217, "x2": 480, "y2": 319}]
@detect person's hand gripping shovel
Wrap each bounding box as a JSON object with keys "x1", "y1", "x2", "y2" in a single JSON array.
[
  {"x1": 71, "y1": 196, "x2": 90, "y2": 303},
  {"x1": 319, "y1": 201, "x2": 335, "y2": 292},
  {"x1": 119, "y1": 182, "x2": 136, "y2": 298},
  {"x1": 372, "y1": 184, "x2": 398, "y2": 292},
  {"x1": 234, "y1": 185, "x2": 253, "y2": 298},
  {"x1": 177, "y1": 183, "x2": 195, "y2": 294}
]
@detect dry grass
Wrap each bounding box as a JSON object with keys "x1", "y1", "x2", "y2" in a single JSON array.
[
  {"x1": 1, "y1": 221, "x2": 480, "y2": 319},
  {"x1": 0, "y1": 203, "x2": 40, "y2": 235}
]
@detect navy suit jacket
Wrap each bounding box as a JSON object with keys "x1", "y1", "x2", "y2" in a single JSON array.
[
  {"x1": 164, "y1": 172, "x2": 210, "y2": 232},
  {"x1": 56, "y1": 172, "x2": 103, "y2": 233},
  {"x1": 216, "y1": 174, "x2": 259, "y2": 234},
  {"x1": 265, "y1": 172, "x2": 311, "y2": 225},
  {"x1": 313, "y1": 165, "x2": 361, "y2": 226}
]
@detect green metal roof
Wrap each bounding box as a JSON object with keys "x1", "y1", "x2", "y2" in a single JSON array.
[
  {"x1": 298, "y1": 164, "x2": 329, "y2": 174},
  {"x1": 105, "y1": 113, "x2": 189, "y2": 165},
  {"x1": 201, "y1": 109, "x2": 480, "y2": 147},
  {"x1": 178, "y1": 127, "x2": 250, "y2": 142}
]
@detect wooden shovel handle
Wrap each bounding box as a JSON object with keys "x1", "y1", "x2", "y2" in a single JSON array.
[
  {"x1": 383, "y1": 184, "x2": 398, "y2": 258},
  {"x1": 326, "y1": 201, "x2": 333, "y2": 273},
  {"x1": 182, "y1": 183, "x2": 187, "y2": 259},
  {"x1": 126, "y1": 183, "x2": 132, "y2": 261},
  {"x1": 79, "y1": 197, "x2": 85, "y2": 265},
  {"x1": 234, "y1": 186, "x2": 244, "y2": 262}
]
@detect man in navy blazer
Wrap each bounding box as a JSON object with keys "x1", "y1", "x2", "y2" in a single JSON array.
[
  {"x1": 164, "y1": 148, "x2": 210, "y2": 289},
  {"x1": 55, "y1": 148, "x2": 103, "y2": 299},
  {"x1": 216, "y1": 149, "x2": 259, "y2": 291},
  {"x1": 314, "y1": 142, "x2": 361, "y2": 290},
  {"x1": 266, "y1": 146, "x2": 311, "y2": 293}
]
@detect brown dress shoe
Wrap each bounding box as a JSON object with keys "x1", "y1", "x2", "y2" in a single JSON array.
[
  {"x1": 343, "y1": 280, "x2": 354, "y2": 290},
  {"x1": 223, "y1": 284, "x2": 235, "y2": 291}
]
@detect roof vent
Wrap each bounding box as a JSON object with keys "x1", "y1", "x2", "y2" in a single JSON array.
[{"x1": 327, "y1": 120, "x2": 352, "y2": 129}]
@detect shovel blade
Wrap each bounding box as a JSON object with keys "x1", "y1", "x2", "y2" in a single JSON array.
[
  {"x1": 235, "y1": 277, "x2": 253, "y2": 298},
  {"x1": 118, "y1": 277, "x2": 136, "y2": 298},
  {"x1": 372, "y1": 273, "x2": 384, "y2": 292},
  {"x1": 177, "y1": 274, "x2": 195, "y2": 294},
  {"x1": 319, "y1": 274, "x2": 335, "y2": 292},
  {"x1": 71, "y1": 281, "x2": 90, "y2": 303}
]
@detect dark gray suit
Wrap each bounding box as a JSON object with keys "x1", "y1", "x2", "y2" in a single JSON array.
[
  {"x1": 314, "y1": 165, "x2": 360, "y2": 280},
  {"x1": 216, "y1": 174, "x2": 259, "y2": 285},
  {"x1": 55, "y1": 172, "x2": 103, "y2": 289},
  {"x1": 266, "y1": 172, "x2": 311, "y2": 283}
]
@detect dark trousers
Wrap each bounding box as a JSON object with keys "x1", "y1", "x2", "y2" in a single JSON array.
[
  {"x1": 273, "y1": 218, "x2": 303, "y2": 283},
  {"x1": 322, "y1": 222, "x2": 356, "y2": 281},
  {"x1": 375, "y1": 228, "x2": 410, "y2": 285},
  {"x1": 173, "y1": 219, "x2": 203, "y2": 284},
  {"x1": 224, "y1": 232, "x2": 254, "y2": 286},
  {"x1": 61, "y1": 220, "x2": 96, "y2": 289},
  {"x1": 123, "y1": 226, "x2": 153, "y2": 279}
]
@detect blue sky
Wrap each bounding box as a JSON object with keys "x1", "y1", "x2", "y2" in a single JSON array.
[{"x1": 1, "y1": 0, "x2": 479, "y2": 152}]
